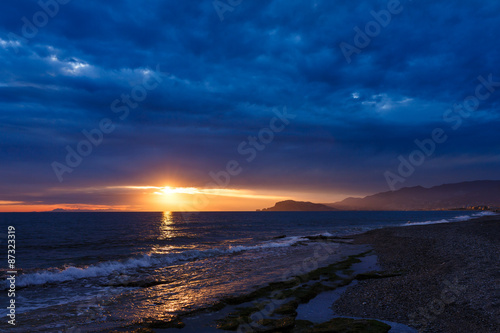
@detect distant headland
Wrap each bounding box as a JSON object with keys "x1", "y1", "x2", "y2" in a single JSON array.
[{"x1": 258, "y1": 200, "x2": 337, "y2": 212}]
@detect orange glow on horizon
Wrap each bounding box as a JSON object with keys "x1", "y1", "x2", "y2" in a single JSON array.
[
  {"x1": 141, "y1": 185, "x2": 290, "y2": 211},
  {"x1": 0, "y1": 185, "x2": 350, "y2": 212},
  {"x1": 0, "y1": 203, "x2": 134, "y2": 213}
]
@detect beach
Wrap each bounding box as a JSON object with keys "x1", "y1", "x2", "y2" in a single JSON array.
[
  {"x1": 153, "y1": 214, "x2": 499, "y2": 333},
  {"x1": 333, "y1": 215, "x2": 500, "y2": 333}
]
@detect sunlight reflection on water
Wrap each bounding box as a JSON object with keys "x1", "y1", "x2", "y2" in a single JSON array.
[{"x1": 159, "y1": 211, "x2": 175, "y2": 240}]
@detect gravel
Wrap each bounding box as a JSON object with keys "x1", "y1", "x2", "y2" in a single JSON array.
[{"x1": 332, "y1": 215, "x2": 500, "y2": 333}]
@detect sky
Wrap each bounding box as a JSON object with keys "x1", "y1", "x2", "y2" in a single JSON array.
[{"x1": 1, "y1": 0, "x2": 500, "y2": 212}]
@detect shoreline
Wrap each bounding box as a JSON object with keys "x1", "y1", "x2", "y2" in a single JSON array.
[
  {"x1": 155, "y1": 214, "x2": 499, "y2": 333},
  {"x1": 333, "y1": 215, "x2": 500, "y2": 333},
  {"x1": 113, "y1": 214, "x2": 499, "y2": 333},
  {"x1": 149, "y1": 248, "x2": 398, "y2": 333},
  {"x1": 2, "y1": 213, "x2": 497, "y2": 332}
]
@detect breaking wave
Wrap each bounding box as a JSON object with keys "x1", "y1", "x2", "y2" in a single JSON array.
[
  {"x1": 14, "y1": 235, "x2": 313, "y2": 288},
  {"x1": 403, "y1": 211, "x2": 497, "y2": 226}
]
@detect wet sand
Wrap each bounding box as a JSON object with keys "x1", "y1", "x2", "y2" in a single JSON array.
[{"x1": 333, "y1": 215, "x2": 500, "y2": 333}]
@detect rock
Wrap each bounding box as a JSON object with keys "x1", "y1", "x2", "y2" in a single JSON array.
[
  {"x1": 255, "y1": 316, "x2": 295, "y2": 332},
  {"x1": 354, "y1": 271, "x2": 403, "y2": 280},
  {"x1": 272, "y1": 300, "x2": 299, "y2": 316},
  {"x1": 272, "y1": 235, "x2": 287, "y2": 239},
  {"x1": 143, "y1": 316, "x2": 185, "y2": 329},
  {"x1": 216, "y1": 317, "x2": 242, "y2": 331}
]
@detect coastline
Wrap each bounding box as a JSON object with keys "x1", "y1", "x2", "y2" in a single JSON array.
[
  {"x1": 115, "y1": 214, "x2": 499, "y2": 333},
  {"x1": 2, "y1": 212, "x2": 497, "y2": 332},
  {"x1": 333, "y1": 215, "x2": 500, "y2": 333},
  {"x1": 158, "y1": 214, "x2": 499, "y2": 333}
]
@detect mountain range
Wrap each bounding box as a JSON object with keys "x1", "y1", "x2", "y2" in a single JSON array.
[{"x1": 261, "y1": 180, "x2": 500, "y2": 211}]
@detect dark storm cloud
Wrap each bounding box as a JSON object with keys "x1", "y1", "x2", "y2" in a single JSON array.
[{"x1": 0, "y1": 0, "x2": 499, "y2": 206}]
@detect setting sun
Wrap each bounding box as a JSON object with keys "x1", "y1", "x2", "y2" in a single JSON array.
[
  {"x1": 153, "y1": 186, "x2": 200, "y2": 196},
  {"x1": 140, "y1": 185, "x2": 292, "y2": 211},
  {"x1": 153, "y1": 186, "x2": 196, "y2": 210}
]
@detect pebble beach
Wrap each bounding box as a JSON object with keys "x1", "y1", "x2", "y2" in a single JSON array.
[{"x1": 333, "y1": 215, "x2": 500, "y2": 333}]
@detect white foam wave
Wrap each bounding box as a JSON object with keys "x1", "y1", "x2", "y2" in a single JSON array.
[
  {"x1": 404, "y1": 211, "x2": 497, "y2": 226},
  {"x1": 0, "y1": 292, "x2": 106, "y2": 316},
  {"x1": 309, "y1": 232, "x2": 335, "y2": 237},
  {"x1": 16, "y1": 255, "x2": 155, "y2": 287},
  {"x1": 228, "y1": 236, "x2": 302, "y2": 252},
  {"x1": 15, "y1": 236, "x2": 306, "y2": 288}
]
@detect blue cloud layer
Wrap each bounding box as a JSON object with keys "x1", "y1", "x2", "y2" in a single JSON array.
[{"x1": 1, "y1": 0, "x2": 499, "y2": 206}]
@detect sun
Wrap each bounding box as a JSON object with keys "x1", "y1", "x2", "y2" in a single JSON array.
[
  {"x1": 154, "y1": 186, "x2": 200, "y2": 196},
  {"x1": 152, "y1": 186, "x2": 201, "y2": 210},
  {"x1": 114, "y1": 185, "x2": 290, "y2": 211}
]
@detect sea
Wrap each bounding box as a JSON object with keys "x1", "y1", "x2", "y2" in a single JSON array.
[{"x1": 0, "y1": 210, "x2": 495, "y2": 332}]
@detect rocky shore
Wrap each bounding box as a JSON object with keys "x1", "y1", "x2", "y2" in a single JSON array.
[
  {"x1": 109, "y1": 216, "x2": 499, "y2": 333},
  {"x1": 333, "y1": 216, "x2": 500, "y2": 333}
]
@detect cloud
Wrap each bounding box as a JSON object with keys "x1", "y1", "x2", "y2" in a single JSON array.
[{"x1": 0, "y1": 0, "x2": 499, "y2": 209}]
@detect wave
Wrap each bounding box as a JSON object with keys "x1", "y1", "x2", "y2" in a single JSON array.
[
  {"x1": 14, "y1": 236, "x2": 312, "y2": 288},
  {"x1": 403, "y1": 211, "x2": 497, "y2": 226}
]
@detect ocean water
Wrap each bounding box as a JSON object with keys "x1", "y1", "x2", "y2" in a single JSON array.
[{"x1": 0, "y1": 210, "x2": 494, "y2": 332}]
